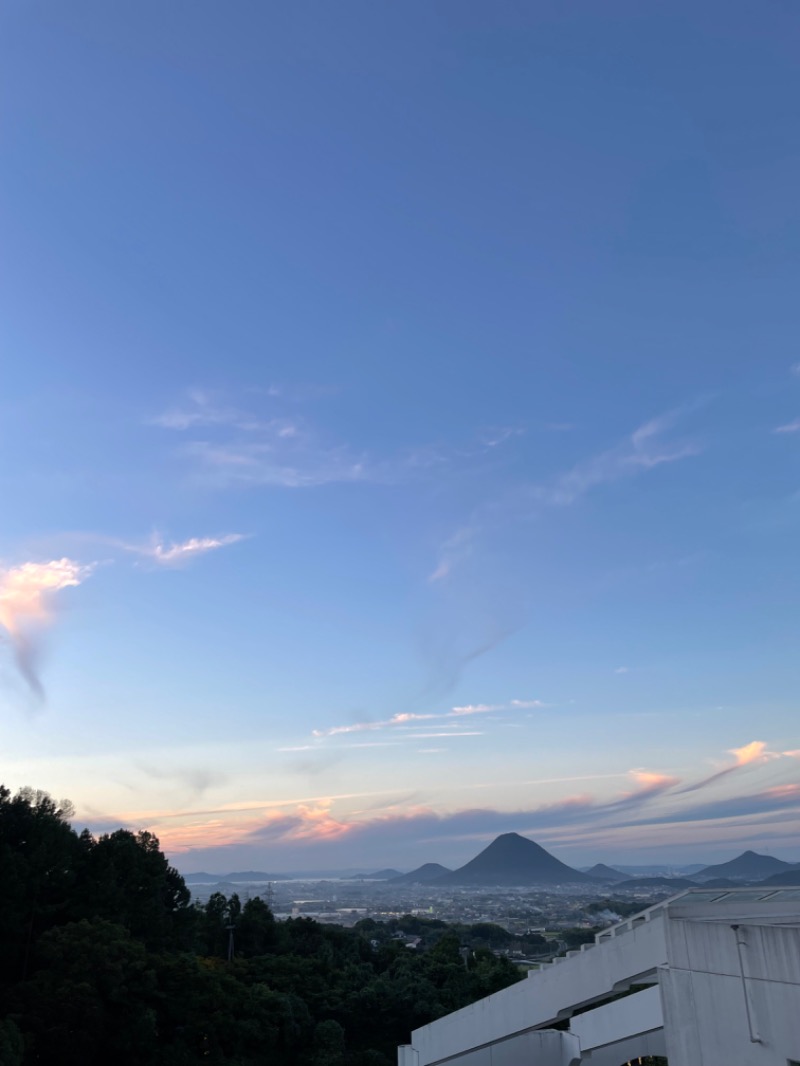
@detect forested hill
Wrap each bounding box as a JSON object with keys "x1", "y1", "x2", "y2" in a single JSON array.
[{"x1": 0, "y1": 785, "x2": 522, "y2": 1066}]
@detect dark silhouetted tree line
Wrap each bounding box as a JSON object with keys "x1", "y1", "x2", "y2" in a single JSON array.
[{"x1": 0, "y1": 786, "x2": 522, "y2": 1065}]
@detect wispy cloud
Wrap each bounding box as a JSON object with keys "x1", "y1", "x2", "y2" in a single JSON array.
[
  {"x1": 312, "y1": 712, "x2": 438, "y2": 739},
  {"x1": 535, "y1": 409, "x2": 700, "y2": 507},
  {"x1": 154, "y1": 388, "x2": 369, "y2": 489},
  {"x1": 428, "y1": 527, "x2": 475, "y2": 583},
  {"x1": 676, "y1": 740, "x2": 797, "y2": 795},
  {"x1": 0, "y1": 558, "x2": 93, "y2": 697},
  {"x1": 0, "y1": 528, "x2": 247, "y2": 696},
  {"x1": 156, "y1": 387, "x2": 523, "y2": 493},
  {"x1": 450, "y1": 703, "x2": 503, "y2": 716},
  {"x1": 429, "y1": 407, "x2": 702, "y2": 583},
  {"x1": 774, "y1": 418, "x2": 800, "y2": 434},
  {"x1": 405, "y1": 731, "x2": 483, "y2": 739},
  {"x1": 619, "y1": 770, "x2": 680, "y2": 803},
  {"x1": 479, "y1": 427, "x2": 526, "y2": 449},
  {"x1": 150, "y1": 388, "x2": 267, "y2": 432},
  {"x1": 183, "y1": 439, "x2": 368, "y2": 489},
  {"x1": 129, "y1": 740, "x2": 800, "y2": 866},
  {"x1": 311, "y1": 698, "x2": 548, "y2": 739},
  {"x1": 155, "y1": 766, "x2": 675, "y2": 858},
  {"x1": 136, "y1": 533, "x2": 246, "y2": 567}
]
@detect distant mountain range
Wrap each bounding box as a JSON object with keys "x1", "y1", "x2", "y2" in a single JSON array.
[
  {"x1": 389, "y1": 863, "x2": 452, "y2": 884},
  {"x1": 584, "y1": 863, "x2": 629, "y2": 882},
  {"x1": 603, "y1": 863, "x2": 706, "y2": 877},
  {"x1": 758, "y1": 865, "x2": 800, "y2": 887},
  {"x1": 183, "y1": 871, "x2": 290, "y2": 884},
  {"x1": 180, "y1": 845, "x2": 800, "y2": 891},
  {"x1": 614, "y1": 876, "x2": 699, "y2": 890},
  {"x1": 436, "y1": 832, "x2": 593, "y2": 886},
  {"x1": 694, "y1": 850, "x2": 794, "y2": 882},
  {"x1": 344, "y1": 869, "x2": 403, "y2": 881}
]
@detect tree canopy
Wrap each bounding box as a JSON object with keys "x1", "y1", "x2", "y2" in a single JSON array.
[{"x1": 0, "y1": 785, "x2": 523, "y2": 1065}]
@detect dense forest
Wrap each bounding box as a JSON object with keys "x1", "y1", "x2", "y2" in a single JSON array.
[{"x1": 0, "y1": 786, "x2": 523, "y2": 1065}]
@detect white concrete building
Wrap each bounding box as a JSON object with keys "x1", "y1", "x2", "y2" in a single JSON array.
[{"x1": 398, "y1": 888, "x2": 800, "y2": 1066}]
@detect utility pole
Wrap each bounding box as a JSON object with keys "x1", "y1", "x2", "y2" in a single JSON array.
[{"x1": 226, "y1": 920, "x2": 235, "y2": 962}]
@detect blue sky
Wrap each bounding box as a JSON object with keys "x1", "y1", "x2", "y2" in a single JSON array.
[{"x1": 2, "y1": 1, "x2": 800, "y2": 872}]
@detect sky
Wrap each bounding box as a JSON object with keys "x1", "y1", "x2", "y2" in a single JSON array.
[{"x1": 2, "y1": 1, "x2": 800, "y2": 873}]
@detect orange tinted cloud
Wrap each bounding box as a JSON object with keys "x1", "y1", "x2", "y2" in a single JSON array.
[
  {"x1": 122, "y1": 742, "x2": 799, "y2": 863},
  {"x1": 0, "y1": 558, "x2": 93, "y2": 695},
  {"x1": 145, "y1": 801, "x2": 353, "y2": 853},
  {"x1": 763, "y1": 783, "x2": 800, "y2": 799},
  {"x1": 729, "y1": 741, "x2": 770, "y2": 766},
  {"x1": 0, "y1": 558, "x2": 91, "y2": 632},
  {"x1": 629, "y1": 770, "x2": 679, "y2": 790}
]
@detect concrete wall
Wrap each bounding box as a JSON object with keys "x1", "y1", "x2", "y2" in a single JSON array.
[
  {"x1": 401, "y1": 1031, "x2": 581, "y2": 1066},
  {"x1": 660, "y1": 918, "x2": 800, "y2": 1066},
  {"x1": 408, "y1": 916, "x2": 666, "y2": 1066},
  {"x1": 570, "y1": 985, "x2": 662, "y2": 1054},
  {"x1": 401, "y1": 894, "x2": 800, "y2": 1066},
  {"x1": 578, "y1": 1031, "x2": 666, "y2": 1066}
]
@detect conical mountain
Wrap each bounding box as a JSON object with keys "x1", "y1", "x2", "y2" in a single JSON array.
[
  {"x1": 696, "y1": 850, "x2": 793, "y2": 882},
  {"x1": 390, "y1": 863, "x2": 452, "y2": 884},
  {"x1": 344, "y1": 868, "x2": 403, "y2": 880},
  {"x1": 437, "y1": 832, "x2": 592, "y2": 885}
]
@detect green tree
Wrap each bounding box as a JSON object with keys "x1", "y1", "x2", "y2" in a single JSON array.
[
  {"x1": 237, "y1": 895, "x2": 278, "y2": 957},
  {"x1": 1, "y1": 783, "x2": 525, "y2": 1065},
  {"x1": 15, "y1": 919, "x2": 158, "y2": 1066},
  {"x1": 310, "y1": 1018, "x2": 346, "y2": 1066},
  {"x1": 0, "y1": 1018, "x2": 24, "y2": 1066},
  {"x1": 73, "y1": 829, "x2": 192, "y2": 950},
  {"x1": 199, "y1": 892, "x2": 237, "y2": 958},
  {"x1": 464, "y1": 922, "x2": 513, "y2": 947},
  {"x1": 0, "y1": 786, "x2": 79, "y2": 983}
]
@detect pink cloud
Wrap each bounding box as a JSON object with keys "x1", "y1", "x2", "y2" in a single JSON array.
[
  {"x1": 0, "y1": 557, "x2": 93, "y2": 695},
  {"x1": 137, "y1": 741, "x2": 800, "y2": 868}
]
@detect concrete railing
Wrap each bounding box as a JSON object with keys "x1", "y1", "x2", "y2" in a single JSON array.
[{"x1": 407, "y1": 913, "x2": 667, "y2": 1066}]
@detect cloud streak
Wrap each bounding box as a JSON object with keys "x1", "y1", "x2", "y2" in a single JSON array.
[
  {"x1": 533, "y1": 409, "x2": 701, "y2": 508},
  {"x1": 183, "y1": 439, "x2": 368, "y2": 489},
  {"x1": 137, "y1": 533, "x2": 246, "y2": 567},
  {"x1": 174, "y1": 738, "x2": 800, "y2": 868},
  {"x1": 429, "y1": 406, "x2": 701, "y2": 582},
  {"x1": 154, "y1": 389, "x2": 370, "y2": 488},
  {"x1": 156, "y1": 387, "x2": 522, "y2": 493},
  {"x1": 311, "y1": 699, "x2": 548, "y2": 739},
  {"x1": 120, "y1": 740, "x2": 800, "y2": 867},
  {"x1": 158, "y1": 767, "x2": 677, "y2": 859},
  {"x1": 428, "y1": 527, "x2": 476, "y2": 583},
  {"x1": 675, "y1": 740, "x2": 794, "y2": 795},
  {"x1": 150, "y1": 388, "x2": 273, "y2": 432}
]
